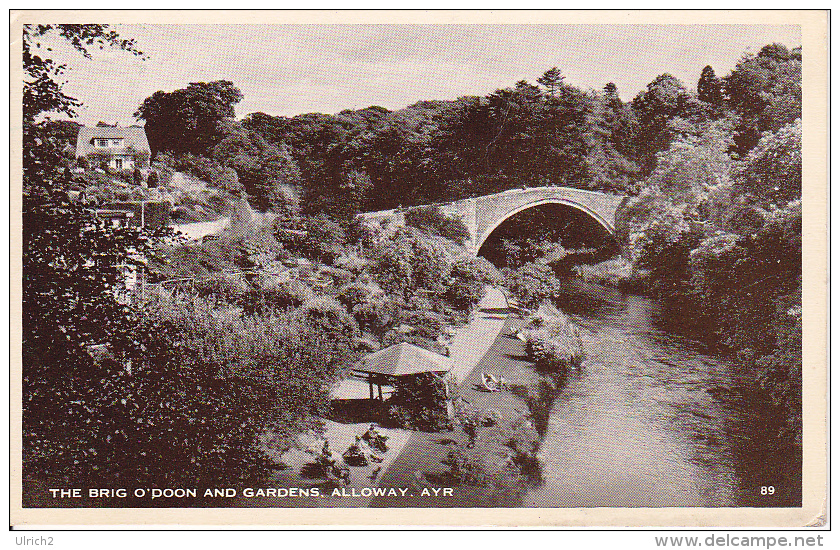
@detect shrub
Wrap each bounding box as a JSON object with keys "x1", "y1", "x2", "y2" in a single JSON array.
[
  {"x1": 445, "y1": 256, "x2": 493, "y2": 311},
  {"x1": 521, "y1": 306, "x2": 584, "y2": 375},
  {"x1": 273, "y1": 214, "x2": 347, "y2": 264},
  {"x1": 387, "y1": 372, "x2": 450, "y2": 432},
  {"x1": 573, "y1": 256, "x2": 633, "y2": 287},
  {"x1": 336, "y1": 281, "x2": 381, "y2": 311},
  {"x1": 241, "y1": 279, "x2": 314, "y2": 314},
  {"x1": 193, "y1": 274, "x2": 250, "y2": 305},
  {"x1": 370, "y1": 228, "x2": 451, "y2": 298},
  {"x1": 29, "y1": 290, "x2": 357, "y2": 493},
  {"x1": 734, "y1": 120, "x2": 801, "y2": 207},
  {"x1": 404, "y1": 206, "x2": 471, "y2": 244},
  {"x1": 147, "y1": 171, "x2": 159, "y2": 188},
  {"x1": 349, "y1": 294, "x2": 399, "y2": 337},
  {"x1": 755, "y1": 288, "x2": 802, "y2": 444},
  {"x1": 443, "y1": 414, "x2": 540, "y2": 505},
  {"x1": 503, "y1": 261, "x2": 561, "y2": 309},
  {"x1": 129, "y1": 187, "x2": 147, "y2": 201},
  {"x1": 334, "y1": 251, "x2": 369, "y2": 275},
  {"x1": 291, "y1": 297, "x2": 361, "y2": 347},
  {"x1": 685, "y1": 201, "x2": 800, "y2": 350}
]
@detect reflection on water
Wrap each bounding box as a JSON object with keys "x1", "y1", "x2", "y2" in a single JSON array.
[{"x1": 525, "y1": 281, "x2": 801, "y2": 507}]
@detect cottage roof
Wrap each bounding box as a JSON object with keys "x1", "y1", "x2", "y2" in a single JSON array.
[
  {"x1": 352, "y1": 342, "x2": 451, "y2": 377},
  {"x1": 75, "y1": 125, "x2": 151, "y2": 158}
]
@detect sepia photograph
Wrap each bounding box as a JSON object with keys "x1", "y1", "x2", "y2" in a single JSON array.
[{"x1": 10, "y1": 10, "x2": 828, "y2": 528}]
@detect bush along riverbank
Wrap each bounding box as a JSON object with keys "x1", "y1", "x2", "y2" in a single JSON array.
[{"x1": 442, "y1": 297, "x2": 585, "y2": 506}]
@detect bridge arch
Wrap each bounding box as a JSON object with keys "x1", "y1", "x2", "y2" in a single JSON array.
[{"x1": 474, "y1": 197, "x2": 617, "y2": 256}]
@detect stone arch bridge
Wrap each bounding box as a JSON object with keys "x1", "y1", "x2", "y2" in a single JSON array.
[{"x1": 360, "y1": 186, "x2": 628, "y2": 256}]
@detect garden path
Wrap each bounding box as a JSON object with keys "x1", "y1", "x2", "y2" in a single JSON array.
[{"x1": 447, "y1": 286, "x2": 510, "y2": 382}]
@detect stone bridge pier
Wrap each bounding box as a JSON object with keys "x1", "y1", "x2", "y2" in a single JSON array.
[{"x1": 361, "y1": 186, "x2": 628, "y2": 256}]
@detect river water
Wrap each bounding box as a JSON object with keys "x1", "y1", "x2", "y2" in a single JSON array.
[{"x1": 525, "y1": 281, "x2": 801, "y2": 507}]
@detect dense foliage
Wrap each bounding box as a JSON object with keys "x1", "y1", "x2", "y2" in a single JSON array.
[
  {"x1": 404, "y1": 205, "x2": 471, "y2": 243},
  {"x1": 387, "y1": 373, "x2": 451, "y2": 432},
  {"x1": 134, "y1": 80, "x2": 244, "y2": 156},
  {"x1": 617, "y1": 48, "x2": 802, "y2": 441},
  {"x1": 444, "y1": 411, "x2": 541, "y2": 505},
  {"x1": 521, "y1": 307, "x2": 585, "y2": 376},
  {"x1": 503, "y1": 261, "x2": 562, "y2": 309}
]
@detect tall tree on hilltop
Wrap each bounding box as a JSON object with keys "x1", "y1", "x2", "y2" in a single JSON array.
[
  {"x1": 583, "y1": 87, "x2": 640, "y2": 194},
  {"x1": 537, "y1": 66, "x2": 565, "y2": 98},
  {"x1": 135, "y1": 80, "x2": 243, "y2": 156},
  {"x1": 631, "y1": 73, "x2": 706, "y2": 176},
  {"x1": 697, "y1": 65, "x2": 725, "y2": 110},
  {"x1": 601, "y1": 82, "x2": 640, "y2": 161}
]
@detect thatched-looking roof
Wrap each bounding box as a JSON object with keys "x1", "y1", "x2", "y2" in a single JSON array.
[{"x1": 353, "y1": 342, "x2": 451, "y2": 377}]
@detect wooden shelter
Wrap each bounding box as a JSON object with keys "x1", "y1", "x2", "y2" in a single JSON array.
[{"x1": 351, "y1": 342, "x2": 452, "y2": 401}]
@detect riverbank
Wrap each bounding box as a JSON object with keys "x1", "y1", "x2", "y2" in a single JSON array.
[
  {"x1": 369, "y1": 312, "x2": 550, "y2": 507},
  {"x1": 365, "y1": 287, "x2": 593, "y2": 507}
]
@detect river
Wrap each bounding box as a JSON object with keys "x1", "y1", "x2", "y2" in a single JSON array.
[{"x1": 524, "y1": 281, "x2": 801, "y2": 507}]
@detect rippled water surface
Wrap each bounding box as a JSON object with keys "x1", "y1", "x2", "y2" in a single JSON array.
[{"x1": 525, "y1": 282, "x2": 801, "y2": 507}]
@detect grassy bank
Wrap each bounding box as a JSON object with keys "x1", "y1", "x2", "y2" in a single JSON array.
[{"x1": 368, "y1": 300, "x2": 585, "y2": 507}]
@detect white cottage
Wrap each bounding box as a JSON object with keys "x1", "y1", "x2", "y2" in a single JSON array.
[{"x1": 75, "y1": 124, "x2": 151, "y2": 171}]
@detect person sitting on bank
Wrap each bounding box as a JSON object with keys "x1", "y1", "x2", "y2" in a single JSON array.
[
  {"x1": 358, "y1": 436, "x2": 384, "y2": 463},
  {"x1": 362, "y1": 424, "x2": 389, "y2": 452},
  {"x1": 481, "y1": 372, "x2": 499, "y2": 391},
  {"x1": 319, "y1": 440, "x2": 335, "y2": 461},
  {"x1": 343, "y1": 436, "x2": 370, "y2": 466}
]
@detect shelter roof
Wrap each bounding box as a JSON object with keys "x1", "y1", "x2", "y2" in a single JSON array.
[{"x1": 352, "y1": 342, "x2": 451, "y2": 377}]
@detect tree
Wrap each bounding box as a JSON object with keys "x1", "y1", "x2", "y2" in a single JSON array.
[
  {"x1": 273, "y1": 213, "x2": 347, "y2": 264},
  {"x1": 583, "y1": 86, "x2": 641, "y2": 193},
  {"x1": 724, "y1": 44, "x2": 801, "y2": 154},
  {"x1": 23, "y1": 24, "x2": 154, "y2": 491},
  {"x1": 503, "y1": 261, "x2": 561, "y2": 309},
  {"x1": 445, "y1": 256, "x2": 494, "y2": 311},
  {"x1": 212, "y1": 121, "x2": 302, "y2": 211},
  {"x1": 404, "y1": 206, "x2": 470, "y2": 243},
  {"x1": 631, "y1": 73, "x2": 706, "y2": 176},
  {"x1": 370, "y1": 228, "x2": 451, "y2": 299},
  {"x1": 134, "y1": 80, "x2": 244, "y2": 156},
  {"x1": 697, "y1": 65, "x2": 724, "y2": 110},
  {"x1": 387, "y1": 373, "x2": 450, "y2": 432},
  {"x1": 23, "y1": 25, "x2": 142, "y2": 122},
  {"x1": 537, "y1": 66, "x2": 565, "y2": 98},
  {"x1": 733, "y1": 119, "x2": 801, "y2": 207}
]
